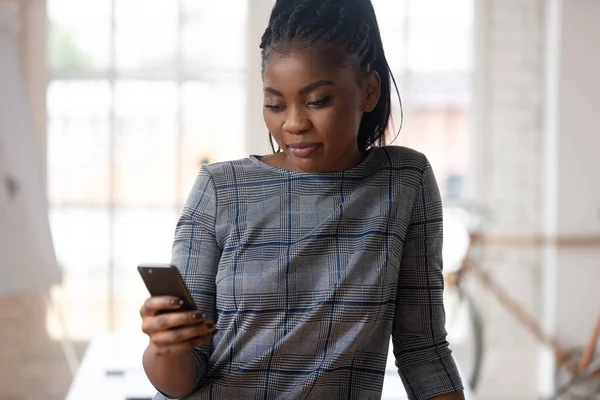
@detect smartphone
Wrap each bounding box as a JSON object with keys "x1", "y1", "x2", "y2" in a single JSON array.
[{"x1": 138, "y1": 263, "x2": 197, "y2": 313}]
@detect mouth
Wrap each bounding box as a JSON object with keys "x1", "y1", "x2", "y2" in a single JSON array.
[{"x1": 287, "y1": 143, "x2": 322, "y2": 158}]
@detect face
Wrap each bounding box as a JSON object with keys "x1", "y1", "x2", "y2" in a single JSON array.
[{"x1": 262, "y1": 46, "x2": 381, "y2": 173}]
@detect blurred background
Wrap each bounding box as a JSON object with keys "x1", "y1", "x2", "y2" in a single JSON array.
[{"x1": 0, "y1": 0, "x2": 598, "y2": 399}]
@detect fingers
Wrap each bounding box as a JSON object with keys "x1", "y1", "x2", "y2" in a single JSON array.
[
  {"x1": 151, "y1": 321, "x2": 217, "y2": 347},
  {"x1": 140, "y1": 296, "x2": 184, "y2": 318},
  {"x1": 142, "y1": 309, "x2": 205, "y2": 335},
  {"x1": 140, "y1": 296, "x2": 218, "y2": 358},
  {"x1": 146, "y1": 322, "x2": 218, "y2": 357},
  {"x1": 150, "y1": 331, "x2": 217, "y2": 357}
]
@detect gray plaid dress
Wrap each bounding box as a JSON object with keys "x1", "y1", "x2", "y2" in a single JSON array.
[{"x1": 156, "y1": 146, "x2": 463, "y2": 400}]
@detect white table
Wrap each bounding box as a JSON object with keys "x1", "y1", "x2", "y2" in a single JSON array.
[
  {"x1": 66, "y1": 332, "x2": 473, "y2": 400},
  {"x1": 65, "y1": 332, "x2": 156, "y2": 400}
]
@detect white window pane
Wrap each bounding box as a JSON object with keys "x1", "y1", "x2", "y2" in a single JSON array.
[
  {"x1": 408, "y1": 27, "x2": 472, "y2": 73},
  {"x1": 372, "y1": 0, "x2": 408, "y2": 19},
  {"x1": 379, "y1": 24, "x2": 408, "y2": 73},
  {"x1": 48, "y1": 0, "x2": 111, "y2": 70},
  {"x1": 372, "y1": 0, "x2": 408, "y2": 71},
  {"x1": 47, "y1": 81, "x2": 111, "y2": 204},
  {"x1": 412, "y1": 72, "x2": 471, "y2": 107},
  {"x1": 182, "y1": 0, "x2": 247, "y2": 74},
  {"x1": 48, "y1": 207, "x2": 110, "y2": 340},
  {"x1": 397, "y1": 109, "x2": 469, "y2": 199},
  {"x1": 47, "y1": 80, "x2": 111, "y2": 120},
  {"x1": 180, "y1": 80, "x2": 246, "y2": 202},
  {"x1": 115, "y1": 0, "x2": 178, "y2": 72},
  {"x1": 409, "y1": 0, "x2": 473, "y2": 25},
  {"x1": 114, "y1": 81, "x2": 178, "y2": 206},
  {"x1": 112, "y1": 207, "x2": 179, "y2": 331},
  {"x1": 48, "y1": 119, "x2": 111, "y2": 204},
  {"x1": 406, "y1": 0, "x2": 473, "y2": 73},
  {"x1": 112, "y1": 207, "x2": 177, "y2": 269},
  {"x1": 50, "y1": 207, "x2": 111, "y2": 272}
]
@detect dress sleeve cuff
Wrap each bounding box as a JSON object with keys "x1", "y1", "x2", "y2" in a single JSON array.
[{"x1": 398, "y1": 353, "x2": 464, "y2": 400}]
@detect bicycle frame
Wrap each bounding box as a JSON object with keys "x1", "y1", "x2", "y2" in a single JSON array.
[{"x1": 457, "y1": 231, "x2": 600, "y2": 377}]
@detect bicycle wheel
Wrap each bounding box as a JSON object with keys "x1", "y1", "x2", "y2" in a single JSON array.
[
  {"x1": 553, "y1": 348, "x2": 600, "y2": 399},
  {"x1": 444, "y1": 282, "x2": 485, "y2": 391}
]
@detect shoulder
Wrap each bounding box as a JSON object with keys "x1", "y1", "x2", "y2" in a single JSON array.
[
  {"x1": 194, "y1": 157, "x2": 269, "y2": 194},
  {"x1": 183, "y1": 158, "x2": 259, "y2": 211},
  {"x1": 199, "y1": 157, "x2": 255, "y2": 178},
  {"x1": 202, "y1": 157, "x2": 252, "y2": 173},
  {"x1": 373, "y1": 145, "x2": 430, "y2": 173},
  {"x1": 369, "y1": 146, "x2": 438, "y2": 197}
]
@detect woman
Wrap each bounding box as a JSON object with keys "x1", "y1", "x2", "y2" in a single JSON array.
[{"x1": 140, "y1": 0, "x2": 465, "y2": 399}]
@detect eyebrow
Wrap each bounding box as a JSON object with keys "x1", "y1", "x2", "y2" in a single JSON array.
[{"x1": 264, "y1": 80, "x2": 336, "y2": 97}]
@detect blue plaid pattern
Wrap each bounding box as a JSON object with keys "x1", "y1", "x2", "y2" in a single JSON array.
[{"x1": 156, "y1": 146, "x2": 463, "y2": 400}]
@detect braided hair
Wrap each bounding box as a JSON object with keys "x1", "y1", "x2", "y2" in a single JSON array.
[{"x1": 260, "y1": 0, "x2": 401, "y2": 153}]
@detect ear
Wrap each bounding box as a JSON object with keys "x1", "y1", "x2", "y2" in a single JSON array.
[{"x1": 363, "y1": 71, "x2": 381, "y2": 113}]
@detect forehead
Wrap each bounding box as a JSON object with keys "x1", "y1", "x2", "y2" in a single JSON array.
[{"x1": 263, "y1": 46, "x2": 360, "y2": 89}]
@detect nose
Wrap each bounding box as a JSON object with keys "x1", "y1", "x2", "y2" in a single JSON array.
[{"x1": 282, "y1": 105, "x2": 311, "y2": 134}]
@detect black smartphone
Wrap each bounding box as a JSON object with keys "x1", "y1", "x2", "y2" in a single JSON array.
[{"x1": 138, "y1": 263, "x2": 197, "y2": 313}]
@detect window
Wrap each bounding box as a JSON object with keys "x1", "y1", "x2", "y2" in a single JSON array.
[
  {"x1": 47, "y1": 0, "x2": 248, "y2": 339},
  {"x1": 373, "y1": 0, "x2": 473, "y2": 200}
]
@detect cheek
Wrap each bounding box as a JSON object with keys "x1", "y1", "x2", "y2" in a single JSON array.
[{"x1": 318, "y1": 104, "x2": 363, "y2": 139}]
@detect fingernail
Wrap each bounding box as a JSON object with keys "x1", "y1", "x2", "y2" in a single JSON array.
[
  {"x1": 192, "y1": 312, "x2": 203, "y2": 320},
  {"x1": 170, "y1": 299, "x2": 183, "y2": 306}
]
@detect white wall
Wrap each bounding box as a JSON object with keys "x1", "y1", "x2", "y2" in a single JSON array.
[
  {"x1": 0, "y1": 7, "x2": 60, "y2": 294},
  {"x1": 555, "y1": 0, "x2": 600, "y2": 237},
  {"x1": 546, "y1": 0, "x2": 600, "y2": 358},
  {"x1": 0, "y1": 0, "x2": 47, "y2": 169},
  {"x1": 472, "y1": 0, "x2": 546, "y2": 397},
  {"x1": 473, "y1": 0, "x2": 599, "y2": 397},
  {"x1": 539, "y1": 0, "x2": 600, "y2": 395},
  {"x1": 0, "y1": 3, "x2": 73, "y2": 400}
]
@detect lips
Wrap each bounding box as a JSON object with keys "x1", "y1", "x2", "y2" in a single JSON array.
[{"x1": 287, "y1": 143, "x2": 322, "y2": 158}]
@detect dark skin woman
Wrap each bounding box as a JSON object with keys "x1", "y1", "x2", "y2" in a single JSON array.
[{"x1": 140, "y1": 1, "x2": 465, "y2": 399}]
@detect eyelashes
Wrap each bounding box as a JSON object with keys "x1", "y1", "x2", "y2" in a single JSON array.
[
  {"x1": 307, "y1": 95, "x2": 332, "y2": 108},
  {"x1": 264, "y1": 104, "x2": 285, "y2": 112},
  {"x1": 264, "y1": 95, "x2": 332, "y2": 112}
]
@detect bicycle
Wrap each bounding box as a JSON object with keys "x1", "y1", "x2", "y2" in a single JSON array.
[
  {"x1": 443, "y1": 202, "x2": 600, "y2": 398},
  {"x1": 550, "y1": 313, "x2": 600, "y2": 399}
]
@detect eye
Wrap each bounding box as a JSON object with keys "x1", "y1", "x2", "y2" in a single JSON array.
[
  {"x1": 307, "y1": 95, "x2": 332, "y2": 108},
  {"x1": 264, "y1": 104, "x2": 286, "y2": 113}
]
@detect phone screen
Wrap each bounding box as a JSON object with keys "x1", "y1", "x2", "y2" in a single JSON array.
[{"x1": 138, "y1": 263, "x2": 197, "y2": 312}]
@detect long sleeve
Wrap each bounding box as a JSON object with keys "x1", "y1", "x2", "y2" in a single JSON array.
[
  {"x1": 170, "y1": 165, "x2": 222, "y2": 390},
  {"x1": 392, "y1": 161, "x2": 463, "y2": 400}
]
